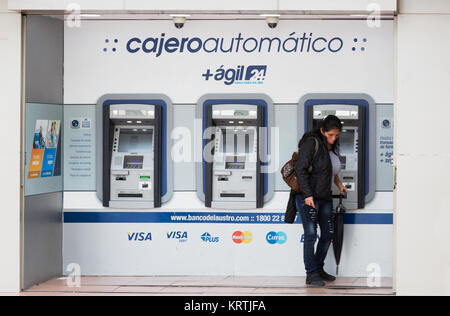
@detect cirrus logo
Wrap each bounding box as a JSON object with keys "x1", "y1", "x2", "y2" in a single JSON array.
[
  {"x1": 266, "y1": 231, "x2": 287, "y2": 245},
  {"x1": 232, "y1": 231, "x2": 253, "y2": 244}
]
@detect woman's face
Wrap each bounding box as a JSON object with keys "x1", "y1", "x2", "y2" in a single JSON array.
[{"x1": 321, "y1": 128, "x2": 340, "y2": 145}]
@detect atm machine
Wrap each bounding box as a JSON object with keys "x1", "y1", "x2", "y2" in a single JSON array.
[
  {"x1": 197, "y1": 94, "x2": 275, "y2": 210},
  {"x1": 205, "y1": 105, "x2": 264, "y2": 209},
  {"x1": 96, "y1": 94, "x2": 174, "y2": 209},
  {"x1": 306, "y1": 105, "x2": 366, "y2": 209},
  {"x1": 102, "y1": 104, "x2": 161, "y2": 208},
  {"x1": 300, "y1": 94, "x2": 376, "y2": 210},
  {"x1": 104, "y1": 104, "x2": 161, "y2": 208}
]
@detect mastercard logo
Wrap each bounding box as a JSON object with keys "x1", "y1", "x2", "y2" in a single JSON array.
[{"x1": 232, "y1": 231, "x2": 253, "y2": 244}]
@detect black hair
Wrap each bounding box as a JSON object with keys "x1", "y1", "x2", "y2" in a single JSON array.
[{"x1": 298, "y1": 115, "x2": 343, "y2": 155}]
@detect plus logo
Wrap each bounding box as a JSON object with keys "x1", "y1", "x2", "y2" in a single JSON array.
[
  {"x1": 202, "y1": 65, "x2": 267, "y2": 85},
  {"x1": 202, "y1": 69, "x2": 214, "y2": 80}
]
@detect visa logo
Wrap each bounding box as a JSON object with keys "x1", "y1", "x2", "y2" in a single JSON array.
[
  {"x1": 167, "y1": 231, "x2": 188, "y2": 242},
  {"x1": 127, "y1": 232, "x2": 152, "y2": 241}
]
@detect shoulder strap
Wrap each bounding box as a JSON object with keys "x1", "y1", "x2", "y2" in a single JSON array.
[
  {"x1": 307, "y1": 137, "x2": 320, "y2": 173},
  {"x1": 310, "y1": 136, "x2": 319, "y2": 159}
]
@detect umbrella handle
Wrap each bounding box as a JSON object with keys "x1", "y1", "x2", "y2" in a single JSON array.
[
  {"x1": 339, "y1": 193, "x2": 347, "y2": 204},
  {"x1": 332, "y1": 195, "x2": 347, "y2": 206},
  {"x1": 332, "y1": 193, "x2": 347, "y2": 200}
]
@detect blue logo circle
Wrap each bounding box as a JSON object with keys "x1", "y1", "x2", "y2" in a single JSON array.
[{"x1": 266, "y1": 231, "x2": 287, "y2": 244}]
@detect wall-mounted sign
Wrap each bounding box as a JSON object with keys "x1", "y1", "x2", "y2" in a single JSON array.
[{"x1": 28, "y1": 119, "x2": 61, "y2": 179}]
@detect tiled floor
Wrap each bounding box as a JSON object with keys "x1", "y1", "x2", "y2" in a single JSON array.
[{"x1": 20, "y1": 276, "x2": 395, "y2": 296}]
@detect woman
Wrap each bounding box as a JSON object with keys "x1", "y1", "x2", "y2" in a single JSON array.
[{"x1": 295, "y1": 115, "x2": 348, "y2": 286}]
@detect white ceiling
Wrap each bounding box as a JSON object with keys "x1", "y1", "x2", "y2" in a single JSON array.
[{"x1": 41, "y1": 13, "x2": 395, "y2": 21}]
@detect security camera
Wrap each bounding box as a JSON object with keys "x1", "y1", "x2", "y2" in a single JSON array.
[
  {"x1": 266, "y1": 16, "x2": 279, "y2": 29},
  {"x1": 173, "y1": 16, "x2": 186, "y2": 29}
]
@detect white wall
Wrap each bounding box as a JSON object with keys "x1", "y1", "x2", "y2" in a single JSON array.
[
  {"x1": 398, "y1": 0, "x2": 450, "y2": 14},
  {"x1": 395, "y1": 0, "x2": 450, "y2": 295},
  {"x1": 0, "y1": 10, "x2": 22, "y2": 293}
]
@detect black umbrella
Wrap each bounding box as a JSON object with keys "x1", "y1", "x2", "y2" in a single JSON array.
[{"x1": 332, "y1": 194, "x2": 347, "y2": 275}]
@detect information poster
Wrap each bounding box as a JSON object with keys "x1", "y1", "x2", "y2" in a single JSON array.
[
  {"x1": 376, "y1": 104, "x2": 394, "y2": 191},
  {"x1": 63, "y1": 105, "x2": 96, "y2": 191},
  {"x1": 28, "y1": 119, "x2": 61, "y2": 179}
]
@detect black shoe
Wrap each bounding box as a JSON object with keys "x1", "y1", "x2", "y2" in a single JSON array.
[
  {"x1": 319, "y1": 270, "x2": 336, "y2": 282},
  {"x1": 306, "y1": 273, "x2": 326, "y2": 287}
]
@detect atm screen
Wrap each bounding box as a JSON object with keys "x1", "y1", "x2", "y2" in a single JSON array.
[
  {"x1": 339, "y1": 129, "x2": 355, "y2": 155},
  {"x1": 118, "y1": 129, "x2": 153, "y2": 153},
  {"x1": 221, "y1": 129, "x2": 255, "y2": 154}
]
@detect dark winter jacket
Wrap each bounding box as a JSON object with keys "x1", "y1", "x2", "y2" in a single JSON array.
[{"x1": 284, "y1": 132, "x2": 333, "y2": 223}]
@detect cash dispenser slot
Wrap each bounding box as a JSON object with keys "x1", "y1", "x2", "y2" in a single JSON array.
[
  {"x1": 118, "y1": 193, "x2": 143, "y2": 198},
  {"x1": 220, "y1": 193, "x2": 245, "y2": 198}
]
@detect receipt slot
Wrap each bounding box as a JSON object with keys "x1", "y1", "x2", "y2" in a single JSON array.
[
  {"x1": 299, "y1": 94, "x2": 376, "y2": 210},
  {"x1": 96, "y1": 95, "x2": 173, "y2": 209},
  {"x1": 196, "y1": 94, "x2": 275, "y2": 209}
]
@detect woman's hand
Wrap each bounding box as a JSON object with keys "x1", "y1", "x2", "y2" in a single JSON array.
[
  {"x1": 335, "y1": 175, "x2": 349, "y2": 196},
  {"x1": 304, "y1": 196, "x2": 316, "y2": 209},
  {"x1": 338, "y1": 184, "x2": 349, "y2": 196}
]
